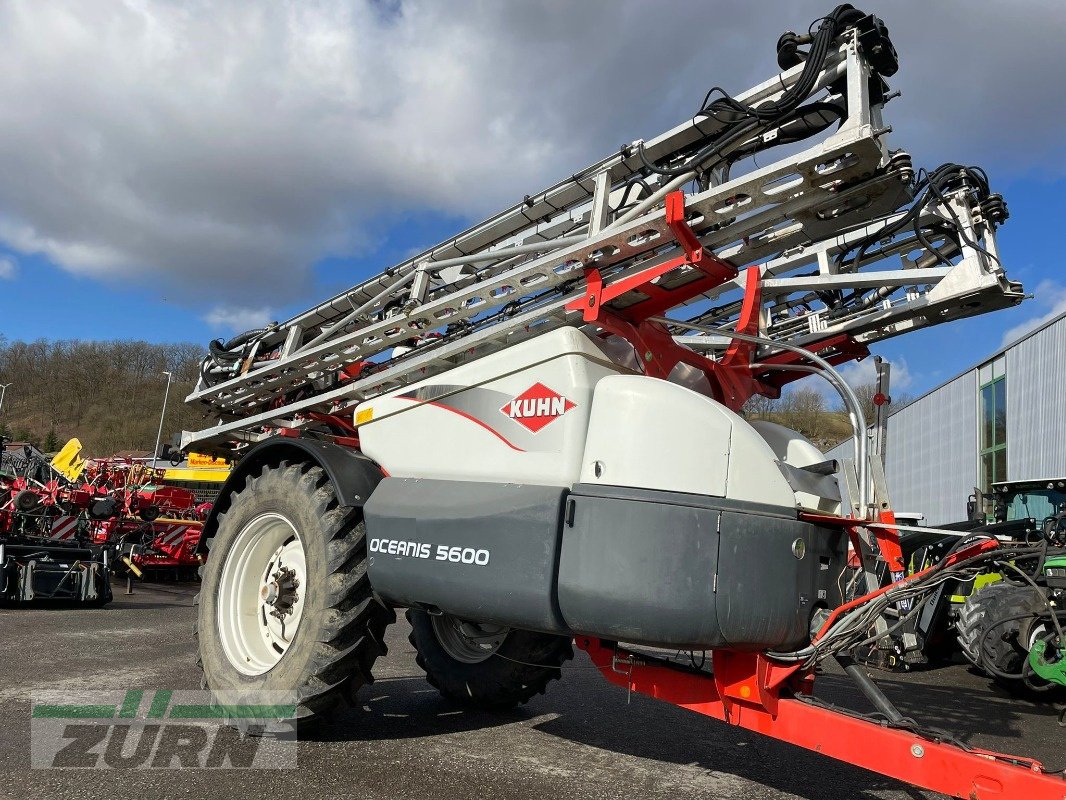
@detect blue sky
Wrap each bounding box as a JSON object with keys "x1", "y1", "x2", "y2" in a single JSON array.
[
  {"x1": 2, "y1": 174, "x2": 1062, "y2": 401},
  {"x1": 844, "y1": 175, "x2": 1066, "y2": 397},
  {"x1": 0, "y1": 1, "x2": 1062, "y2": 402},
  {"x1": 0, "y1": 208, "x2": 469, "y2": 347}
]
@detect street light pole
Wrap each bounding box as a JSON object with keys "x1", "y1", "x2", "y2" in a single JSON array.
[{"x1": 152, "y1": 371, "x2": 173, "y2": 469}]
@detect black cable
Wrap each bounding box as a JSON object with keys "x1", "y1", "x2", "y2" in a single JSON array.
[
  {"x1": 835, "y1": 163, "x2": 988, "y2": 270},
  {"x1": 974, "y1": 612, "x2": 1056, "y2": 681},
  {"x1": 613, "y1": 178, "x2": 653, "y2": 213},
  {"x1": 722, "y1": 101, "x2": 846, "y2": 163},
  {"x1": 997, "y1": 559, "x2": 1066, "y2": 644},
  {"x1": 638, "y1": 6, "x2": 866, "y2": 181},
  {"x1": 793, "y1": 692, "x2": 972, "y2": 751},
  {"x1": 1021, "y1": 651, "x2": 1058, "y2": 693},
  {"x1": 824, "y1": 162, "x2": 1004, "y2": 319},
  {"x1": 770, "y1": 545, "x2": 1040, "y2": 666},
  {"x1": 847, "y1": 592, "x2": 932, "y2": 651},
  {"x1": 912, "y1": 219, "x2": 956, "y2": 268}
]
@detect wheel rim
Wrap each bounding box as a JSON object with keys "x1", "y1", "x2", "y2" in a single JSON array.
[
  {"x1": 217, "y1": 513, "x2": 307, "y2": 676},
  {"x1": 430, "y1": 614, "x2": 509, "y2": 664}
]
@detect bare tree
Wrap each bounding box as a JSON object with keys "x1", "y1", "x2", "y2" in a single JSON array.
[
  {"x1": 0, "y1": 338, "x2": 206, "y2": 456},
  {"x1": 744, "y1": 384, "x2": 854, "y2": 451},
  {"x1": 742, "y1": 393, "x2": 777, "y2": 417},
  {"x1": 837, "y1": 381, "x2": 913, "y2": 423}
]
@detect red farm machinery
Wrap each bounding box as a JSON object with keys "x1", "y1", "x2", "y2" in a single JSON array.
[
  {"x1": 174, "y1": 6, "x2": 1066, "y2": 798},
  {"x1": 0, "y1": 438, "x2": 209, "y2": 602}
]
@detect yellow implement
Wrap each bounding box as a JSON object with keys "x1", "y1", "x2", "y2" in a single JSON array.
[
  {"x1": 187, "y1": 452, "x2": 229, "y2": 469},
  {"x1": 49, "y1": 438, "x2": 86, "y2": 482}
]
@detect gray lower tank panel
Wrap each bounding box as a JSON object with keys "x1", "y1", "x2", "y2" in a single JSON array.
[
  {"x1": 363, "y1": 477, "x2": 569, "y2": 633},
  {"x1": 363, "y1": 478, "x2": 847, "y2": 651},
  {"x1": 557, "y1": 484, "x2": 847, "y2": 650}
]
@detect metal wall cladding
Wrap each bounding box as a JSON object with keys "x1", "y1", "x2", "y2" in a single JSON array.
[
  {"x1": 827, "y1": 318, "x2": 1066, "y2": 524},
  {"x1": 828, "y1": 372, "x2": 978, "y2": 525},
  {"x1": 1005, "y1": 320, "x2": 1066, "y2": 481},
  {"x1": 884, "y1": 373, "x2": 977, "y2": 524}
]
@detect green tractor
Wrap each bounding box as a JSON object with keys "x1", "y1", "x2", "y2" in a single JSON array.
[
  {"x1": 953, "y1": 479, "x2": 1066, "y2": 694},
  {"x1": 854, "y1": 479, "x2": 1066, "y2": 694}
]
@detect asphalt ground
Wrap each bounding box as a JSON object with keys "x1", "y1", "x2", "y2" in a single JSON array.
[{"x1": 1, "y1": 582, "x2": 1064, "y2": 800}]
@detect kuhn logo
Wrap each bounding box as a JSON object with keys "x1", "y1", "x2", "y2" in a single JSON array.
[{"x1": 501, "y1": 383, "x2": 575, "y2": 433}]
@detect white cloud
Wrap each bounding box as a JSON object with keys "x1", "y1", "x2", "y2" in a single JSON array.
[
  {"x1": 837, "y1": 356, "x2": 914, "y2": 393},
  {"x1": 0, "y1": 255, "x2": 15, "y2": 280},
  {"x1": 203, "y1": 305, "x2": 276, "y2": 334},
  {"x1": 999, "y1": 280, "x2": 1066, "y2": 348},
  {"x1": 787, "y1": 354, "x2": 914, "y2": 409},
  {"x1": 0, "y1": 0, "x2": 1060, "y2": 311}
]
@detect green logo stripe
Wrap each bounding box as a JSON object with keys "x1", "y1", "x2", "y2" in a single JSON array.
[
  {"x1": 32, "y1": 704, "x2": 117, "y2": 719},
  {"x1": 119, "y1": 690, "x2": 143, "y2": 718},
  {"x1": 147, "y1": 690, "x2": 172, "y2": 719},
  {"x1": 168, "y1": 704, "x2": 297, "y2": 719}
]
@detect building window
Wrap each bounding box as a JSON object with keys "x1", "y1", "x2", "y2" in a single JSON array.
[{"x1": 978, "y1": 356, "x2": 1006, "y2": 493}]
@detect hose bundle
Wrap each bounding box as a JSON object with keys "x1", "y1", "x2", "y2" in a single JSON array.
[
  {"x1": 200, "y1": 328, "x2": 270, "y2": 387},
  {"x1": 767, "y1": 540, "x2": 1041, "y2": 669},
  {"x1": 638, "y1": 5, "x2": 869, "y2": 181}
]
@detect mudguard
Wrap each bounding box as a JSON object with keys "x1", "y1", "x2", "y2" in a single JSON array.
[{"x1": 194, "y1": 437, "x2": 384, "y2": 554}]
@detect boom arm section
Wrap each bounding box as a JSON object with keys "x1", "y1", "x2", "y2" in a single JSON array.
[{"x1": 182, "y1": 6, "x2": 1020, "y2": 453}]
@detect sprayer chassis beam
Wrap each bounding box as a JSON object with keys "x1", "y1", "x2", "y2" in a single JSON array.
[{"x1": 579, "y1": 638, "x2": 1064, "y2": 800}]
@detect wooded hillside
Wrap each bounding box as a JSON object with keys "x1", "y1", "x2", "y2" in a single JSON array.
[
  {"x1": 745, "y1": 382, "x2": 910, "y2": 453},
  {"x1": 0, "y1": 338, "x2": 207, "y2": 457},
  {"x1": 0, "y1": 335, "x2": 897, "y2": 459}
]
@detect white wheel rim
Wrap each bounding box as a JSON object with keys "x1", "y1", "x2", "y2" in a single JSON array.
[{"x1": 217, "y1": 513, "x2": 307, "y2": 676}]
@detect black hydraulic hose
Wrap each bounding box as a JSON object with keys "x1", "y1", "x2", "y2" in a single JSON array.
[
  {"x1": 825, "y1": 161, "x2": 1001, "y2": 318},
  {"x1": 912, "y1": 220, "x2": 955, "y2": 268},
  {"x1": 836, "y1": 654, "x2": 905, "y2": 724},
  {"x1": 207, "y1": 327, "x2": 269, "y2": 366},
  {"x1": 625, "y1": 11, "x2": 888, "y2": 227},
  {"x1": 834, "y1": 163, "x2": 992, "y2": 271},
  {"x1": 202, "y1": 325, "x2": 273, "y2": 386},
  {"x1": 208, "y1": 342, "x2": 242, "y2": 364},
  {"x1": 709, "y1": 5, "x2": 862, "y2": 122},
  {"x1": 199, "y1": 355, "x2": 230, "y2": 388},
  {"x1": 723, "y1": 101, "x2": 846, "y2": 162},
  {"x1": 975, "y1": 612, "x2": 1061, "y2": 681},
  {"x1": 219, "y1": 328, "x2": 267, "y2": 352},
  {"x1": 1022, "y1": 653, "x2": 1059, "y2": 693},
  {"x1": 943, "y1": 531, "x2": 999, "y2": 558},
  {"x1": 640, "y1": 6, "x2": 865, "y2": 180}
]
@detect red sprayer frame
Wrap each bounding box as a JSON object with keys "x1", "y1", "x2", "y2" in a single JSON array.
[
  {"x1": 564, "y1": 193, "x2": 1066, "y2": 798},
  {"x1": 579, "y1": 637, "x2": 1063, "y2": 799},
  {"x1": 578, "y1": 534, "x2": 1066, "y2": 799},
  {"x1": 565, "y1": 191, "x2": 869, "y2": 410}
]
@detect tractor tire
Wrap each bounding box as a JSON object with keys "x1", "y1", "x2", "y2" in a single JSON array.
[
  {"x1": 959, "y1": 581, "x2": 1053, "y2": 693},
  {"x1": 407, "y1": 608, "x2": 572, "y2": 710},
  {"x1": 979, "y1": 585, "x2": 1049, "y2": 692},
  {"x1": 957, "y1": 581, "x2": 1013, "y2": 671},
  {"x1": 195, "y1": 462, "x2": 394, "y2": 729},
  {"x1": 14, "y1": 490, "x2": 42, "y2": 513}
]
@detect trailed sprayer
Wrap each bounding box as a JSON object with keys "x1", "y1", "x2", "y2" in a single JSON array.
[{"x1": 182, "y1": 7, "x2": 1063, "y2": 797}]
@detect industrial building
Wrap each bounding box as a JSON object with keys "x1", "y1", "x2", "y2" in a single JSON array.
[{"x1": 829, "y1": 311, "x2": 1066, "y2": 525}]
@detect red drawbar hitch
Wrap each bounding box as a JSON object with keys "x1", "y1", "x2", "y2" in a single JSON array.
[
  {"x1": 576, "y1": 532, "x2": 1064, "y2": 799},
  {"x1": 578, "y1": 632, "x2": 1065, "y2": 799}
]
